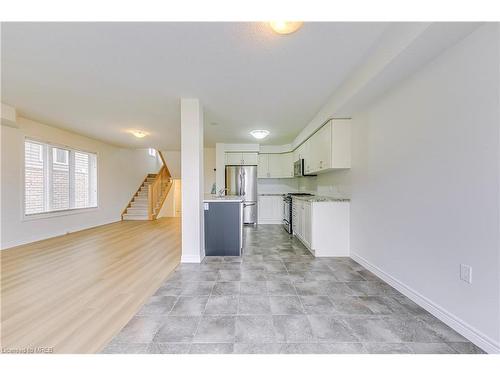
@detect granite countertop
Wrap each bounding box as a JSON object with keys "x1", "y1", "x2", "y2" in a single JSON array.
[
  {"x1": 203, "y1": 195, "x2": 245, "y2": 203},
  {"x1": 291, "y1": 195, "x2": 350, "y2": 203},
  {"x1": 258, "y1": 193, "x2": 287, "y2": 196}
]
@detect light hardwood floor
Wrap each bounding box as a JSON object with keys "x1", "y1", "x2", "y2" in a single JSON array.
[{"x1": 0, "y1": 218, "x2": 181, "y2": 354}]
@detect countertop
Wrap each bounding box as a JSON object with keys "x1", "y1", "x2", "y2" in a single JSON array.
[
  {"x1": 291, "y1": 195, "x2": 350, "y2": 203},
  {"x1": 203, "y1": 195, "x2": 245, "y2": 203},
  {"x1": 258, "y1": 193, "x2": 287, "y2": 196}
]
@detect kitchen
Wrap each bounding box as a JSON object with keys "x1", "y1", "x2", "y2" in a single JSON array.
[{"x1": 203, "y1": 118, "x2": 351, "y2": 258}]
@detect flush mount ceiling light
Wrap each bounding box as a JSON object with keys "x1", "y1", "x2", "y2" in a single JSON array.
[
  {"x1": 250, "y1": 130, "x2": 270, "y2": 139},
  {"x1": 129, "y1": 130, "x2": 148, "y2": 138},
  {"x1": 269, "y1": 21, "x2": 303, "y2": 35}
]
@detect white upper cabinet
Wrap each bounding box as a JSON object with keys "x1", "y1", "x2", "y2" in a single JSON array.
[
  {"x1": 299, "y1": 119, "x2": 351, "y2": 174},
  {"x1": 241, "y1": 152, "x2": 258, "y2": 165},
  {"x1": 225, "y1": 152, "x2": 258, "y2": 166},
  {"x1": 257, "y1": 154, "x2": 269, "y2": 178},
  {"x1": 258, "y1": 152, "x2": 293, "y2": 178}
]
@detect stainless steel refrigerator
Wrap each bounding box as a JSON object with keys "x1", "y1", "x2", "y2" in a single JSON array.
[{"x1": 225, "y1": 165, "x2": 257, "y2": 224}]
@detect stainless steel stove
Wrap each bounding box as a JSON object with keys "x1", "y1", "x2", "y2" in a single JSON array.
[{"x1": 282, "y1": 193, "x2": 314, "y2": 234}]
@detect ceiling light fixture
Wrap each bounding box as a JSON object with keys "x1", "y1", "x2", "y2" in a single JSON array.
[
  {"x1": 250, "y1": 130, "x2": 270, "y2": 139},
  {"x1": 130, "y1": 130, "x2": 148, "y2": 138},
  {"x1": 269, "y1": 21, "x2": 303, "y2": 35}
]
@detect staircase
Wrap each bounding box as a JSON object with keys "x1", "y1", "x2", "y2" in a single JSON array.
[{"x1": 122, "y1": 151, "x2": 173, "y2": 221}]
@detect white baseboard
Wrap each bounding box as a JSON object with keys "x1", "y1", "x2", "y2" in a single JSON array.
[
  {"x1": 351, "y1": 251, "x2": 500, "y2": 354},
  {"x1": 181, "y1": 254, "x2": 202, "y2": 263}
]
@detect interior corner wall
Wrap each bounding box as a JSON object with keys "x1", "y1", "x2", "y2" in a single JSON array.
[
  {"x1": 1, "y1": 117, "x2": 161, "y2": 249},
  {"x1": 343, "y1": 24, "x2": 500, "y2": 351},
  {"x1": 204, "y1": 147, "x2": 216, "y2": 194}
]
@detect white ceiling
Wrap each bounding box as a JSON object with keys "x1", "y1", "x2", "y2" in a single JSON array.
[{"x1": 1, "y1": 22, "x2": 389, "y2": 149}]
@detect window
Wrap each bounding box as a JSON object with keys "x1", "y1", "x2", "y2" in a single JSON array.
[
  {"x1": 24, "y1": 140, "x2": 97, "y2": 215},
  {"x1": 148, "y1": 148, "x2": 157, "y2": 157}
]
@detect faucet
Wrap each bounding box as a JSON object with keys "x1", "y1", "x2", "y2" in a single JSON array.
[{"x1": 218, "y1": 188, "x2": 228, "y2": 197}]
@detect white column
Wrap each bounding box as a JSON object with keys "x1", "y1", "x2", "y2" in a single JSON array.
[{"x1": 180, "y1": 98, "x2": 204, "y2": 263}]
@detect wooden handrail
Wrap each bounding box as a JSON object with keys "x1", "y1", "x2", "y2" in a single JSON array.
[{"x1": 147, "y1": 165, "x2": 172, "y2": 220}]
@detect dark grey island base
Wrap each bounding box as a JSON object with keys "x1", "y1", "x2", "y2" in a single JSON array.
[{"x1": 203, "y1": 196, "x2": 243, "y2": 257}]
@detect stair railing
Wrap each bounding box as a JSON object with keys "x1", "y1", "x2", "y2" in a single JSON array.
[{"x1": 147, "y1": 151, "x2": 173, "y2": 220}]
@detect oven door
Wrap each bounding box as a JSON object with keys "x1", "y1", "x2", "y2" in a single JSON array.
[{"x1": 283, "y1": 197, "x2": 292, "y2": 233}]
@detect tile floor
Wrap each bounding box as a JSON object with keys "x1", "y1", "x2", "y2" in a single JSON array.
[{"x1": 102, "y1": 225, "x2": 484, "y2": 354}]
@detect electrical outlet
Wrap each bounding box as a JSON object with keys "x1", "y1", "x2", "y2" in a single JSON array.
[{"x1": 460, "y1": 264, "x2": 472, "y2": 284}]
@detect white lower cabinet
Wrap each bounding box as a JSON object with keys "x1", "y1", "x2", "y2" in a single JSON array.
[
  {"x1": 292, "y1": 197, "x2": 349, "y2": 257},
  {"x1": 258, "y1": 195, "x2": 283, "y2": 224}
]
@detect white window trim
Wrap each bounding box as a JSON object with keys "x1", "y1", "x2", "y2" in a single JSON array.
[{"x1": 22, "y1": 137, "x2": 99, "y2": 220}]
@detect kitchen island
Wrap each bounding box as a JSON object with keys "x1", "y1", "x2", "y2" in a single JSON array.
[{"x1": 203, "y1": 195, "x2": 244, "y2": 257}]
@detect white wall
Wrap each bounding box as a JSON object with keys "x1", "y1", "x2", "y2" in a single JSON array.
[
  {"x1": 333, "y1": 24, "x2": 499, "y2": 351},
  {"x1": 180, "y1": 98, "x2": 204, "y2": 263},
  {"x1": 161, "y1": 150, "x2": 181, "y2": 178},
  {"x1": 258, "y1": 178, "x2": 299, "y2": 194},
  {"x1": 204, "y1": 147, "x2": 216, "y2": 194},
  {"x1": 1, "y1": 117, "x2": 162, "y2": 249}
]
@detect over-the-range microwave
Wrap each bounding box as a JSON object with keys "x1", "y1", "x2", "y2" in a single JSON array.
[{"x1": 293, "y1": 159, "x2": 316, "y2": 177}]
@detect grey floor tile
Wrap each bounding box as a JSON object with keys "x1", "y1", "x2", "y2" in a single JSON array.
[
  {"x1": 267, "y1": 281, "x2": 296, "y2": 296},
  {"x1": 235, "y1": 315, "x2": 276, "y2": 343},
  {"x1": 212, "y1": 281, "x2": 240, "y2": 296},
  {"x1": 345, "y1": 281, "x2": 391, "y2": 296},
  {"x1": 169, "y1": 296, "x2": 209, "y2": 316},
  {"x1": 333, "y1": 269, "x2": 366, "y2": 282},
  {"x1": 136, "y1": 296, "x2": 178, "y2": 316},
  {"x1": 193, "y1": 316, "x2": 236, "y2": 343},
  {"x1": 241, "y1": 270, "x2": 268, "y2": 281},
  {"x1": 406, "y1": 343, "x2": 458, "y2": 354},
  {"x1": 273, "y1": 315, "x2": 315, "y2": 343},
  {"x1": 240, "y1": 281, "x2": 267, "y2": 295},
  {"x1": 280, "y1": 343, "x2": 365, "y2": 354},
  {"x1": 343, "y1": 316, "x2": 405, "y2": 343},
  {"x1": 204, "y1": 295, "x2": 239, "y2": 315},
  {"x1": 326, "y1": 282, "x2": 354, "y2": 297},
  {"x1": 363, "y1": 343, "x2": 413, "y2": 354},
  {"x1": 100, "y1": 343, "x2": 151, "y2": 354},
  {"x1": 308, "y1": 315, "x2": 358, "y2": 343},
  {"x1": 294, "y1": 281, "x2": 331, "y2": 295},
  {"x1": 190, "y1": 343, "x2": 234, "y2": 354},
  {"x1": 270, "y1": 296, "x2": 304, "y2": 315},
  {"x1": 357, "y1": 296, "x2": 396, "y2": 315},
  {"x1": 300, "y1": 296, "x2": 335, "y2": 314},
  {"x1": 385, "y1": 315, "x2": 450, "y2": 343},
  {"x1": 112, "y1": 316, "x2": 163, "y2": 344},
  {"x1": 303, "y1": 270, "x2": 340, "y2": 281},
  {"x1": 330, "y1": 296, "x2": 374, "y2": 315},
  {"x1": 356, "y1": 269, "x2": 382, "y2": 281},
  {"x1": 149, "y1": 343, "x2": 191, "y2": 353},
  {"x1": 154, "y1": 282, "x2": 183, "y2": 296},
  {"x1": 179, "y1": 282, "x2": 215, "y2": 296},
  {"x1": 446, "y1": 342, "x2": 485, "y2": 354},
  {"x1": 153, "y1": 316, "x2": 200, "y2": 343},
  {"x1": 417, "y1": 315, "x2": 468, "y2": 342},
  {"x1": 390, "y1": 295, "x2": 429, "y2": 316},
  {"x1": 107, "y1": 225, "x2": 479, "y2": 355},
  {"x1": 238, "y1": 295, "x2": 271, "y2": 314},
  {"x1": 233, "y1": 343, "x2": 282, "y2": 354},
  {"x1": 218, "y1": 270, "x2": 242, "y2": 281}
]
